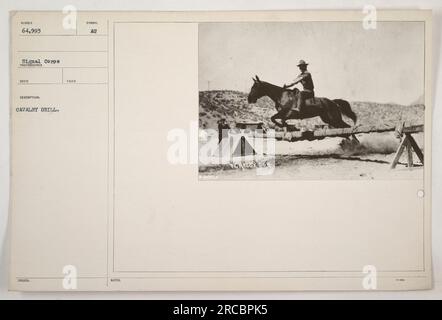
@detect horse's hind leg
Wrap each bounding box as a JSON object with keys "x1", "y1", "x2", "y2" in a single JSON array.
[
  {"x1": 320, "y1": 111, "x2": 350, "y2": 128},
  {"x1": 330, "y1": 119, "x2": 351, "y2": 129},
  {"x1": 329, "y1": 105, "x2": 351, "y2": 128},
  {"x1": 319, "y1": 112, "x2": 330, "y2": 126},
  {"x1": 335, "y1": 114, "x2": 351, "y2": 128},
  {"x1": 334, "y1": 118, "x2": 351, "y2": 128},
  {"x1": 319, "y1": 110, "x2": 340, "y2": 128}
]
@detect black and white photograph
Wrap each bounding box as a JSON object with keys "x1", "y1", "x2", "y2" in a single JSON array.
[{"x1": 198, "y1": 22, "x2": 425, "y2": 180}]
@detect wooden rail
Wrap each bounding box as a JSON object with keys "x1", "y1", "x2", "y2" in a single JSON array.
[{"x1": 250, "y1": 124, "x2": 424, "y2": 142}]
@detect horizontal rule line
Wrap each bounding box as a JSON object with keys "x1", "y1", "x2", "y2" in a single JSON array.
[
  {"x1": 18, "y1": 66, "x2": 108, "y2": 68},
  {"x1": 17, "y1": 50, "x2": 108, "y2": 53},
  {"x1": 112, "y1": 269, "x2": 426, "y2": 273},
  {"x1": 17, "y1": 82, "x2": 108, "y2": 85},
  {"x1": 19, "y1": 34, "x2": 108, "y2": 37}
]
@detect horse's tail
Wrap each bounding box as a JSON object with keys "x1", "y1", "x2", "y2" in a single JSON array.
[{"x1": 333, "y1": 99, "x2": 357, "y2": 125}]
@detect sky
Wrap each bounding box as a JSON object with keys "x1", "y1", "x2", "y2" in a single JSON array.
[{"x1": 199, "y1": 22, "x2": 425, "y2": 105}]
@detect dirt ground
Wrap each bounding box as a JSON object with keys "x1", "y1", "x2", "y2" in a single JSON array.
[{"x1": 199, "y1": 132, "x2": 424, "y2": 180}]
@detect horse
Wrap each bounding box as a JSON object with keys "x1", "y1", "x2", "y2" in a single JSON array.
[{"x1": 247, "y1": 75, "x2": 357, "y2": 129}]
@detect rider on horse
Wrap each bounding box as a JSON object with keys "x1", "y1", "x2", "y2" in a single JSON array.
[{"x1": 284, "y1": 60, "x2": 315, "y2": 113}]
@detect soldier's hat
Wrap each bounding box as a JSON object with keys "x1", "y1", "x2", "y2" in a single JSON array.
[{"x1": 297, "y1": 60, "x2": 309, "y2": 66}]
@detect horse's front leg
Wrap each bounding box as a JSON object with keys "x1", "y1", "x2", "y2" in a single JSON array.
[
  {"x1": 271, "y1": 111, "x2": 285, "y2": 128},
  {"x1": 270, "y1": 114, "x2": 282, "y2": 127},
  {"x1": 279, "y1": 110, "x2": 289, "y2": 129}
]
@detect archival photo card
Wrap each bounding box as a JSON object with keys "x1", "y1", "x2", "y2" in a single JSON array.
[{"x1": 9, "y1": 10, "x2": 432, "y2": 291}]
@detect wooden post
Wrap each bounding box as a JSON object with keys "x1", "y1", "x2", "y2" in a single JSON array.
[
  {"x1": 406, "y1": 133, "x2": 424, "y2": 164},
  {"x1": 406, "y1": 139, "x2": 413, "y2": 169},
  {"x1": 390, "y1": 132, "x2": 423, "y2": 169},
  {"x1": 390, "y1": 136, "x2": 408, "y2": 169}
]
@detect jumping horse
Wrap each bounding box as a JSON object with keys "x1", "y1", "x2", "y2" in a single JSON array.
[{"x1": 247, "y1": 76, "x2": 357, "y2": 129}]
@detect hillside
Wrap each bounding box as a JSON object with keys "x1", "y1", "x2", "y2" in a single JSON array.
[{"x1": 199, "y1": 90, "x2": 425, "y2": 129}]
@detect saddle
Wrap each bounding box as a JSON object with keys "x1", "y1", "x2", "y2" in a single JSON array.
[
  {"x1": 280, "y1": 90, "x2": 320, "y2": 111},
  {"x1": 304, "y1": 97, "x2": 318, "y2": 107}
]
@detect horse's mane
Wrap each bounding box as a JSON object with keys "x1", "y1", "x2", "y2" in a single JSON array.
[
  {"x1": 261, "y1": 81, "x2": 283, "y2": 90},
  {"x1": 261, "y1": 81, "x2": 299, "y2": 94}
]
